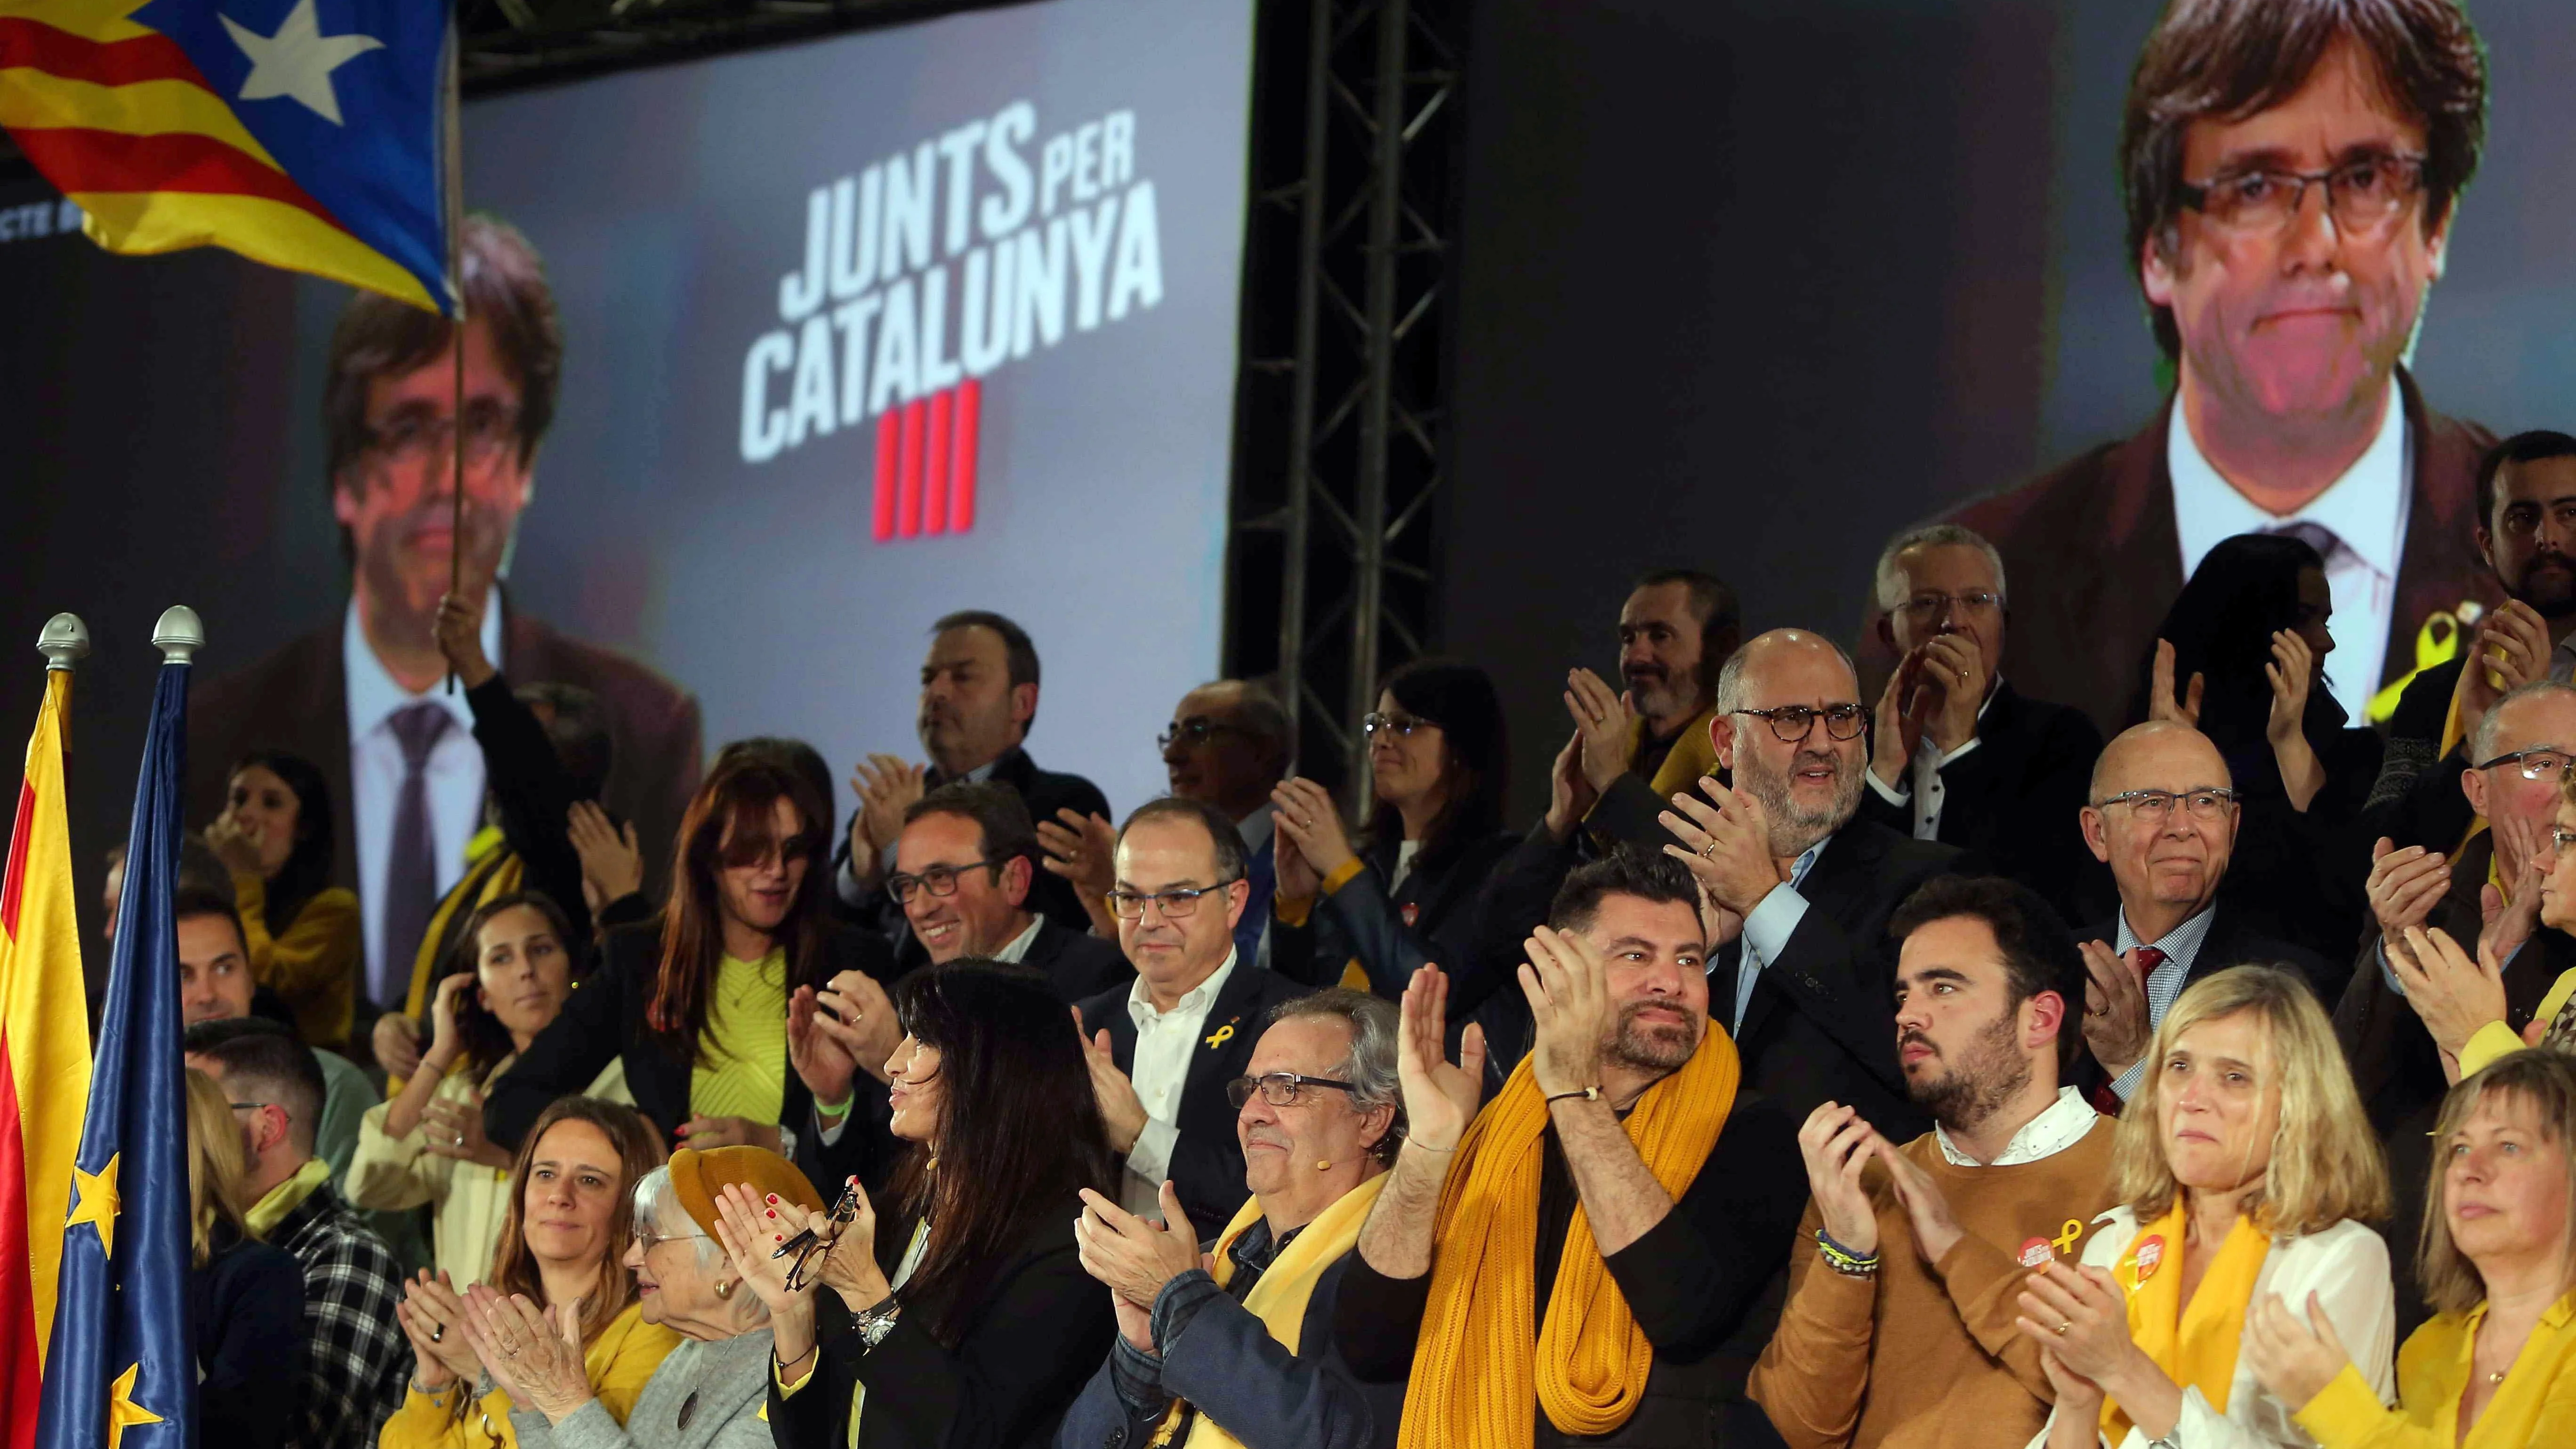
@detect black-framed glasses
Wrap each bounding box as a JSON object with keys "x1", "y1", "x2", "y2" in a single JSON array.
[
  {"x1": 1225, "y1": 1072, "x2": 1357, "y2": 1109},
  {"x1": 1731, "y1": 704, "x2": 1871, "y2": 742},
  {"x1": 772, "y1": 1181, "x2": 864, "y2": 1291},
  {"x1": 1159, "y1": 717, "x2": 1245, "y2": 751},
  {"x1": 2092, "y1": 787, "x2": 2239, "y2": 820},
  {"x1": 2473, "y1": 748, "x2": 2574, "y2": 784},
  {"x1": 2177, "y1": 153, "x2": 2426, "y2": 236},
  {"x1": 1362, "y1": 711, "x2": 1438, "y2": 739},
  {"x1": 364, "y1": 400, "x2": 523, "y2": 471},
  {"x1": 886, "y1": 859, "x2": 1003, "y2": 904},
  {"x1": 1104, "y1": 880, "x2": 1240, "y2": 920},
  {"x1": 1894, "y1": 591, "x2": 2002, "y2": 623}
]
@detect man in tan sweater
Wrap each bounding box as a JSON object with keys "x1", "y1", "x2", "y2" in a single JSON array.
[{"x1": 1750, "y1": 875, "x2": 2121, "y2": 1449}]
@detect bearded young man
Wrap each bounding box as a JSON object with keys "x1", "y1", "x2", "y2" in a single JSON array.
[
  {"x1": 1661, "y1": 629, "x2": 1967, "y2": 1141},
  {"x1": 1750, "y1": 876, "x2": 2119, "y2": 1449}
]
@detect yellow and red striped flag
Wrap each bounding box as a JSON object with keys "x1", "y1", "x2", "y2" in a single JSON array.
[
  {"x1": 0, "y1": 668, "x2": 94, "y2": 1449},
  {"x1": 0, "y1": 0, "x2": 459, "y2": 313}
]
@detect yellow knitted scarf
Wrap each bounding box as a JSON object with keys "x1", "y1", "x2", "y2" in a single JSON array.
[
  {"x1": 1152, "y1": 1173, "x2": 1390, "y2": 1448},
  {"x1": 1397, "y1": 1030, "x2": 1740, "y2": 1446}
]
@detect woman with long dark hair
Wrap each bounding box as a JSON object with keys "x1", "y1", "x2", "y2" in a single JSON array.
[
  {"x1": 1268, "y1": 658, "x2": 1517, "y2": 1001},
  {"x1": 715, "y1": 959, "x2": 1117, "y2": 1449},
  {"x1": 352, "y1": 891, "x2": 581, "y2": 1286},
  {"x1": 484, "y1": 752, "x2": 899, "y2": 1172},
  {"x1": 384, "y1": 1096, "x2": 678, "y2": 1449},
  {"x1": 2133, "y1": 533, "x2": 2383, "y2": 958},
  {"x1": 206, "y1": 750, "x2": 362, "y2": 1050}
]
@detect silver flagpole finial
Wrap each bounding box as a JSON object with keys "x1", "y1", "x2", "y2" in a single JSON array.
[
  {"x1": 38, "y1": 613, "x2": 89, "y2": 671},
  {"x1": 153, "y1": 606, "x2": 205, "y2": 664}
]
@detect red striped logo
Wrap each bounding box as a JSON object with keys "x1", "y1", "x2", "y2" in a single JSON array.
[{"x1": 872, "y1": 378, "x2": 981, "y2": 542}]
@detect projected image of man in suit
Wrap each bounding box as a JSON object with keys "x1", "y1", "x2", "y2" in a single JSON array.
[
  {"x1": 188, "y1": 216, "x2": 702, "y2": 1017},
  {"x1": 1950, "y1": 0, "x2": 2496, "y2": 733}
]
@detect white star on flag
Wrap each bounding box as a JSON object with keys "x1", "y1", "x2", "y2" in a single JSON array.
[{"x1": 220, "y1": 0, "x2": 385, "y2": 127}]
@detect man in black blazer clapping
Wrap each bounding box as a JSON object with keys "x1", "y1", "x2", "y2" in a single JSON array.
[
  {"x1": 1662, "y1": 628, "x2": 1964, "y2": 1144},
  {"x1": 890, "y1": 782, "x2": 1132, "y2": 1001},
  {"x1": 1075, "y1": 798, "x2": 1308, "y2": 1231}
]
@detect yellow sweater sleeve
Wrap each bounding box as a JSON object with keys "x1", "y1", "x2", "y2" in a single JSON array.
[
  {"x1": 377, "y1": 1383, "x2": 472, "y2": 1449},
  {"x1": 233, "y1": 872, "x2": 363, "y2": 1047},
  {"x1": 2460, "y1": 967, "x2": 2576, "y2": 1079}
]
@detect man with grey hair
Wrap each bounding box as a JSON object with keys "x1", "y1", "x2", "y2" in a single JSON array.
[
  {"x1": 1859, "y1": 522, "x2": 2102, "y2": 917},
  {"x1": 2339, "y1": 675, "x2": 2576, "y2": 1336},
  {"x1": 1062, "y1": 987, "x2": 1406, "y2": 1449},
  {"x1": 1660, "y1": 628, "x2": 1964, "y2": 1137}
]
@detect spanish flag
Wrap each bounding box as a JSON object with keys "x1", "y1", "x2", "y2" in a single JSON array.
[
  {"x1": 0, "y1": 0, "x2": 459, "y2": 312},
  {"x1": 0, "y1": 669, "x2": 93, "y2": 1449}
]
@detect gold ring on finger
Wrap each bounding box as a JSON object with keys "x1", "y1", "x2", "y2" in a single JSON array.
[
  {"x1": 2055, "y1": 1320, "x2": 2071, "y2": 1336},
  {"x1": 1698, "y1": 842, "x2": 1720, "y2": 859}
]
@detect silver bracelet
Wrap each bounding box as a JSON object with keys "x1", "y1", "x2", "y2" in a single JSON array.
[{"x1": 852, "y1": 1295, "x2": 902, "y2": 1350}]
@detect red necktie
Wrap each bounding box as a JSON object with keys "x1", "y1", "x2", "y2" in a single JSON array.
[{"x1": 2086, "y1": 946, "x2": 2168, "y2": 1115}]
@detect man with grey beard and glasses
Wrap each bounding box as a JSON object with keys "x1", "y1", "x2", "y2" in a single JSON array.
[{"x1": 1661, "y1": 629, "x2": 1967, "y2": 1139}]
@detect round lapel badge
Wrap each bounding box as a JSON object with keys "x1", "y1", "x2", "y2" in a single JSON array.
[
  {"x1": 2133, "y1": 1234, "x2": 2165, "y2": 1282},
  {"x1": 1401, "y1": 901, "x2": 1420, "y2": 927},
  {"x1": 2018, "y1": 1237, "x2": 2054, "y2": 1269}
]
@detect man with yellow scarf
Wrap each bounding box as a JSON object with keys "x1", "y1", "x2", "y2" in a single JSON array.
[
  {"x1": 1058, "y1": 988, "x2": 1409, "y2": 1449},
  {"x1": 1332, "y1": 849, "x2": 1805, "y2": 1447}
]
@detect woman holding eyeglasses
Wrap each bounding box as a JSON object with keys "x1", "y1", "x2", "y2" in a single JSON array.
[
  {"x1": 486, "y1": 753, "x2": 902, "y2": 1176},
  {"x1": 2014, "y1": 966, "x2": 2396, "y2": 1449},
  {"x1": 2135, "y1": 532, "x2": 2383, "y2": 960},
  {"x1": 1269, "y1": 658, "x2": 1516, "y2": 1005},
  {"x1": 384, "y1": 1096, "x2": 678, "y2": 1449},
  {"x1": 710, "y1": 958, "x2": 1118, "y2": 1449}
]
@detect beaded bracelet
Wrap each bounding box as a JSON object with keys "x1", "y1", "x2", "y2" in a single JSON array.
[{"x1": 1815, "y1": 1228, "x2": 1880, "y2": 1278}]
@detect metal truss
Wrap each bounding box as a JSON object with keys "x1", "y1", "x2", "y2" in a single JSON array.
[{"x1": 1227, "y1": 0, "x2": 1461, "y2": 811}]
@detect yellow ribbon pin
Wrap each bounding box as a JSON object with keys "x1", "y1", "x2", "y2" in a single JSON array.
[
  {"x1": 2053, "y1": 1218, "x2": 2084, "y2": 1256},
  {"x1": 2367, "y1": 601, "x2": 2483, "y2": 725},
  {"x1": 1204, "y1": 1022, "x2": 1235, "y2": 1050}
]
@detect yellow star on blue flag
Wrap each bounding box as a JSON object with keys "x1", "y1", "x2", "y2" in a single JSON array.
[
  {"x1": 65, "y1": 1154, "x2": 122, "y2": 1260},
  {"x1": 105, "y1": 1365, "x2": 162, "y2": 1449}
]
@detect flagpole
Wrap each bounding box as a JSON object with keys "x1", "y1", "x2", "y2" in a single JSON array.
[
  {"x1": 443, "y1": 0, "x2": 466, "y2": 694},
  {"x1": 36, "y1": 614, "x2": 88, "y2": 747}
]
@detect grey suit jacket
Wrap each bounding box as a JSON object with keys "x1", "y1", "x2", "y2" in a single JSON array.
[{"x1": 513, "y1": 1329, "x2": 775, "y2": 1449}]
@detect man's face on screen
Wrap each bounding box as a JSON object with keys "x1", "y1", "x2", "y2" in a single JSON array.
[
  {"x1": 2143, "y1": 38, "x2": 2447, "y2": 430},
  {"x1": 917, "y1": 625, "x2": 1033, "y2": 777},
  {"x1": 333, "y1": 319, "x2": 535, "y2": 644}
]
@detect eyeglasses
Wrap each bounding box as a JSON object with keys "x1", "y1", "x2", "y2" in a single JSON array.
[
  {"x1": 716, "y1": 829, "x2": 827, "y2": 869},
  {"x1": 630, "y1": 1226, "x2": 710, "y2": 1252},
  {"x1": 1894, "y1": 591, "x2": 2002, "y2": 623},
  {"x1": 2092, "y1": 788, "x2": 2240, "y2": 820},
  {"x1": 1731, "y1": 704, "x2": 1871, "y2": 743},
  {"x1": 2176, "y1": 154, "x2": 2426, "y2": 237},
  {"x1": 1159, "y1": 717, "x2": 1246, "y2": 751},
  {"x1": 364, "y1": 401, "x2": 524, "y2": 472},
  {"x1": 2473, "y1": 748, "x2": 2574, "y2": 785},
  {"x1": 2551, "y1": 826, "x2": 2576, "y2": 859},
  {"x1": 772, "y1": 1181, "x2": 864, "y2": 1292},
  {"x1": 1104, "y1": 880, "x2": 1240, "y2": 919},
  {"x1": 1362, "y1": 712, "x2": 1438, "y2": 739},
  {"x1": 1225, "y1": 1072, "x2": 1358, "y2": 1109},
  {"x1": 886, "y1": 859, "x2": 1003, "y2": 904}
]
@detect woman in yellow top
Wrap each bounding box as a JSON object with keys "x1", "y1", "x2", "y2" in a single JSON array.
[
  {"x1": 2013, "y1": 966, "x2": 2397, "y2": 1449},
  {"x1": 2244, "y1": 1048, "x2": 2576, "y2": 1447},
  {"x1": 382, "y1": 1095, "x2": 680, "y2": 1449},
  {"x1": 484, "y1": 751, "x2": 901, "y2": 1175},
  {"x1": 350, "y1": 892, "x2": 578, "y2": 1286},
  {"x1": 208, "y1": 750, "x2": 363, "y2": 1049}
]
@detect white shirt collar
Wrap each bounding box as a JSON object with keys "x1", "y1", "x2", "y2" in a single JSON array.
[
  {"x1": 341, "y1": 587, "x2": 504, "y2": 738},
  {"x1": 991, "y1": 914, "x2": 1045, "y2": 964},
  {"x1": 1934, "y1": 1085, "x2": 2101, "y2": 1167},
  {"x1": 1128, "y1": 948, "x2": 1238, "y2": 1026},
  {"x1": 2168, "y1": 378, "x2": 2409, "y2": 584}
]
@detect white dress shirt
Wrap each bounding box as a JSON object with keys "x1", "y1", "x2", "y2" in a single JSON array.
[
  {"x1": 1734, "y1": 837, "x2": 1828, "y2": 1035},
  {"x1": 2107, "y1": 906, "x2": 2219, "y2": 1103},
  {"x1": 2022, "y1": 1208, "x2": 2395, "y2": 1449},
  {"x1": 1120, "y1": 948, "x2": 1238, "y2": 1216},
  {"x1": 990, "y1": 914, "x2": 1045, "y2": 963},
  {"x1": 1934, "y1": 1085, "x2": 2102, "y2": 1167},
  {"x1": 344, "y1": 590, "x2": 500, "y2": 1004},
  {"x1": 2170, "y1": 379, "x2": 2410, "y2": 721}
]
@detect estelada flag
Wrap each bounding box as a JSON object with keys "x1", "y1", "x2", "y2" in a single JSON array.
[
  {"x1": 0, "y1": 0, "x2": 459, "y2": 313},
  {"x1": 0, "y1": 670, "x2": 93, "y2": 1449}
]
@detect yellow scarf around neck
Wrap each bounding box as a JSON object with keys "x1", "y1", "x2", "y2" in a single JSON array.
[
  {"x1": 1151, "y1": 1172, "x2": 1390, "y2": 1449},
  {"x1": 2101, "y1": 1204, "x2": 2272, "y2": 1443},
  {"x1": 1397, "y1": 1029, "x2": 1739, "y2": 1447}
]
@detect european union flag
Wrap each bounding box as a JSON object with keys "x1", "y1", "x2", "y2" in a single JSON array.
[{"x1": 34, "y1": 618, "x2": 197, "y2": 1449}]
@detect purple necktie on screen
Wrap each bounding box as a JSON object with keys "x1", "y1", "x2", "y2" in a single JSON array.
[
  {"x1": 379, "y1": 700, "x2": 454, "y2": 1010},
  {"x1": 2265, "y1": 519, "x2": 2341, "y2": 563}
]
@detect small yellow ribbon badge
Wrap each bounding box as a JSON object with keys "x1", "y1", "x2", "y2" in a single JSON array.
[
  {"x1": 2052, "y1": 1218, "x2": 2085, "y2": 1256},
  {"x1": 1204, "y1": 1021, "x2": 1236, "y2": 1050}
]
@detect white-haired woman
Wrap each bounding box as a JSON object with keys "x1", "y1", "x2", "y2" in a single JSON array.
[
  {"x1": 2015, "y1": 965, "x2": 2397, "y2": 1448},
  {"x1": 457, "y1": 1145, "x2": 818, "y2": 1449}
]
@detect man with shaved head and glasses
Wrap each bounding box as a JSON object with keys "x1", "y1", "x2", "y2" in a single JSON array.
[
  {"x1": 1660, "y1": 628, "x2": 1966, "y2": 1141},
  {"x1": 1946, "y1": 0, "x2": 2498, "y2": 736},
  {"x1": 2070, "y1": 721, "x2": 2329, "y2": 1113},
  {"x1": 1075, "y1": 796, "x2": 1308, "y2": 1229}
]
